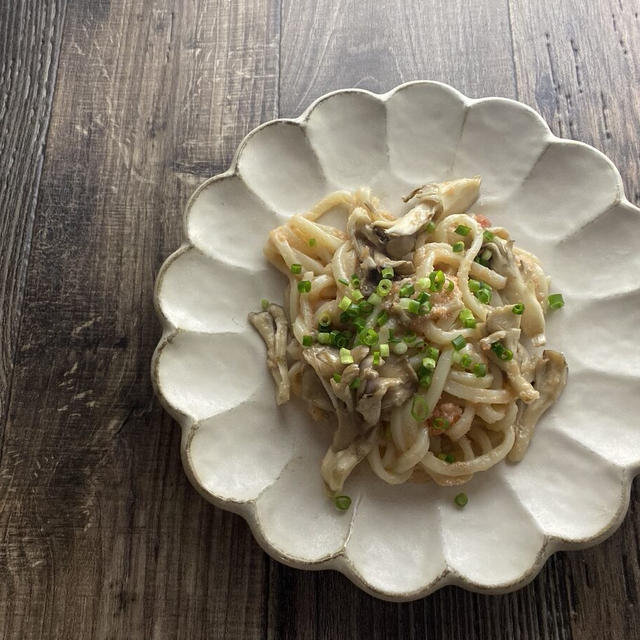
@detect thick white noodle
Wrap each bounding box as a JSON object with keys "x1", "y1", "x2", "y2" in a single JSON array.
[
  {"x1": 444, "y1": 380, "x2": 512, "y2": 404},
  {"x1": 446, "y1": 404, "x2": 476, "y2": 441},
  {"x1": 420, "y1": 426, "x2": 515, "y2": 476}
]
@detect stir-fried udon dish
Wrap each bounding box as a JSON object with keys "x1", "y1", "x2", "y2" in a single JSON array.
[{"x1": 249, "y1": 177, "x2": 567, "y2": 503}]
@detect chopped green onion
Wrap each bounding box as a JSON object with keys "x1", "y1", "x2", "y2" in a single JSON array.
[
  {"x1": 460, "y1": 354, "x2": 472, "y2": 368},
  {"x1": 392, "y1": 341, "x2": 408, "y2": 355},
  {"x1": 308, "y1": 238, "x2": 317, "y2": 247},
  {"x1": 373, "y1": 351, "x2": 381, "y2": 366},
  {"x1": 332, "y1": 332, "x2": 348, "y2": 349},
  {"x1": 375, "y1": 310, "x2": 388, "y2": 326},
  {"x1": 298, "y1": 280, "x2": 311, "y2": 293},
  {"x1": 512, "y1": 303, "x2": 525, "y2": 315},
  {"x1": 422, "y1": 357, "x2": 437, "y2": 371},
  {"x1": 452, "y1": 241, "x2": 465, "y2": 253},
  {"x1": 290, "y1": 263, "x2": 302, "y2": 274},
  {"x1": 416, "y1": 277, "x2": 430, "y2": 291},
  {"x1": 368, "y1": 292, "x2": 382, "y2": 306},
  {"x1": 476, "y1": 287, "x2": 491, "y2": 304},
  {"x1": 452, "y1": 351, "x2": 463, "y2": 365},
  {"x1": 548, "y1": 293, "x2": 565, "y2": 309},
  {"x1": 438, "y1": 452, "x2": 455, "y2": 463},
  {"x1": 445, "y1": 279, "x2": 455, "y2": 292},
  {"x1": 360, "y1": 328, "x2": 378, "y2": 346},
  {"x1": 411, "y1": 395, "x2": 429, "y2": 421},
  {"x1": 351, "y1": 290, "x2": 364, "y2": 302},
  {"x1": 483, "y1": 230, "x2": 495, "y2": 242},
  {"x1": 491, "y1": 342, "x2": 513, "y2": 361},
  {"x1": 425, "y1": 221, "x2": 436, "y2": 233},
  {"x1": 480, "y1": 248, "x2": 492, "y2": 262},
  {"x1": 376, "y1": 278, "x2": 393, "y2": 297},
  {"x1": 334, "y1": 495, "x2": 351, "y2": 510},
  {"x1": 346, "y1": 303, "x2": 360, "y2": 318},
  {"x1": 350, "y1": 377, "x2": 361, "y2": 390},
  {"x1": 317, "y1": 332, "x2": 332, "y2": 345},
  {"x1": 399, "y1": 298, "x2": 411, "y2": 310},
  {"x1": 338, "y1": 296, "x2": 352, "y2": 311},
  {"x1": 403, "y1": 331, "x2": 416, "y2": 343},
  {"x1": 302, "y1": 335, "x2": 313, "y2": 347},
  {"x1": 428, "y1": 270, "x2": 445, "y2": 291},
  {"x1": 338, "y1": 278, "x2": 349, "y2": 286},
  {"x1": 332, "y1": 373, "x2": 342, "y2": 383},
  {"x1": 454, "y1": 493, "x2": 468, "y2": 507},
  {"x1": 473, "y1": 363, "x2": 487, "y2": 377},
  {"x1": 407, "y1": 299, "x2": 421, "y2": 314},
  {"x1": 340, "y1": 347, "x2": 354, "y2": 364},
  {"x1": 380, "y1": 266, "x2": 394, "y2": 279},
  {"x1": 357, "y1": 300, "x2": 373, "y2": 315},
  {"x1": 399, "y1": 283, "x2": 415, "y2": 298},
  {"x1": 432, "y1": 416, "x2": 450, "y2": 431},
  {"x1": 416, "y1": 291, "x2": 430, "y2": 305},
  {"x1": 468, "y1": 279, "x2": 481, "y2": 293},
  {"x1": 261, "y1": 298, "x2": 270, "y2": 310},
  {"x1": 352, "y1": 317, "x2": 366, "y2": 332},
  {"x1": 380, "y1": 343, "x2": 390, "y2": 357},
  {"x1": 426, "y1": 346, "x2": 440, "y2": 361},
  {"x1": 419, "y1": 373, "x2": 432, "y2": 388},
  {"x1": 455, "y1": 224, "x2": 471, "y2": 236},
  {"x1": 451, "y1": 335, "x2": 467, "y2": 351},
  {"x1": 350, "y1": 274, "x2": 360, "y2": 288},
  {"x1": 458, "y1": 308, "x2": 476, "y2": 329}
]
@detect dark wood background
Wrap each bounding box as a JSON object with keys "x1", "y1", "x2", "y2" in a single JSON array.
[{"x1": 1, "y1": 0, "x2": 639, "y2": 638}]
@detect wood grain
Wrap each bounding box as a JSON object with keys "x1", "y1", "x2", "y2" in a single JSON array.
[
  {"x1": 0, "y1": 0, "x2": 66, "y2": 440},
  {"x1": 0, "y1": 1, "x2": 278, "y2": 638},
  {"x1": 0, "y1": 0, "x2": 639, "y2": 638}
]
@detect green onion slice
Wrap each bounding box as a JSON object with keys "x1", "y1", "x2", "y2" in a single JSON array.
[
  {"x1": 451, "y1": 335, "x2": 467, "y2": 351},
  {"x1": 411, "y1": 395, "x2": 429, "y2": 422},
  {"x1": 339, "y1": 347, "x2": 354, "y2": 364},
  {"x1": 334, "y1": 495, "x2": 351, "y2": 510},
  {"x1": 452, "y1": 241, "x2": 465, "y2": 253},
  {"x1": 455, "y1": 224, "x2": 471, "y2": 236},
  {"x1": 454, "y1": 493, "x2": 468, "y2": 507},
  {"x1": 548, "y1": 293, "x2": 564, "y2": 309},
  {"x1": 290, "y1": 263, "x2": 302, "y2": 274},
  {"x1": 338, "y1": 296, "x2": 352, "y2": 311}
]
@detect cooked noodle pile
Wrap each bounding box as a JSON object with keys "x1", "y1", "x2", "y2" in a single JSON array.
[{"x1": 249, "y1": 178, "x2": 567, "y2": 495}]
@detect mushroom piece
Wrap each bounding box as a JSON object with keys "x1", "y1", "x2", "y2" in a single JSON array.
[
  {"x1": 248, "y1": 303, "x2": 290, "y2": 404},
  {"x1": 355, "y1": 356, "x2": 417, "y2": 425},
  {"x1": 482, "y1": 305, "x2": 540, "y2": 403},
  {"x1": 369, "y1": 177, "x2": 481, "y2": 258},
  {"x1": 485, "y1": 239, "x2": 546, "y2": 345},
  {"x1": 321, "y1": 427, "x2": 378, "y2": 493},
  {"x1": 508, "y1": 350, "x2": 568, "y2": 461}
]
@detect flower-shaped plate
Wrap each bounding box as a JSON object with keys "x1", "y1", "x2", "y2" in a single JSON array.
[{"x1": 152, "y1": 81, "x2": 640, "y2": 601}]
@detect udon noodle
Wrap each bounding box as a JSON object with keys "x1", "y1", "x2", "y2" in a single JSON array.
[{"x1": 249, "y1": 178, "x2": 567, "y2": 498}]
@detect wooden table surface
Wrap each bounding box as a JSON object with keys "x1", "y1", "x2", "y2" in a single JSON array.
[{"x1": 2, "y1": 1, "x2": 639, "y2": 638}]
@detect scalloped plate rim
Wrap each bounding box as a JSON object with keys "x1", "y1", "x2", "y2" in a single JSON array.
[{"x1": 151, "y1": 80, "x2": 640, "y2": 601}]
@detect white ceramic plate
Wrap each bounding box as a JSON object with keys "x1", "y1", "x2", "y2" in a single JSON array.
[{"x1": 152, "y1": 81, "x2": 640, "y2": 601}]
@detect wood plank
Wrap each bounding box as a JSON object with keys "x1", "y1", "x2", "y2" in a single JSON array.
[
  {"x1": 0, "y1": 0, "x2": 66, "y2": 440},
  {"x1": 278, "y1": 0, "x2": 518, "y2": 119},
  {"x1": 0, "y1": 1, "x2": 279, "y2": 638}
]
